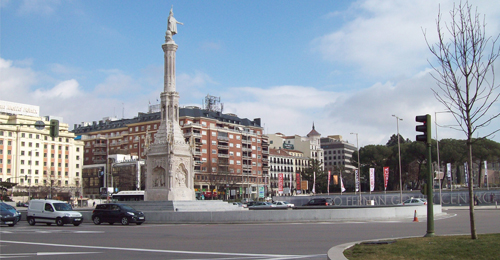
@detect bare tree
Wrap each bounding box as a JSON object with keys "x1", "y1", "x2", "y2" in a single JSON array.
[{"x1": 424, "y1": 1, "x2": 500, "y2": 239}]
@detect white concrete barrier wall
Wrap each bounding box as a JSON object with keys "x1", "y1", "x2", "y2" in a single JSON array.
[{"x1": 78, "y1": 205, "x2": 441, "y2": 224}]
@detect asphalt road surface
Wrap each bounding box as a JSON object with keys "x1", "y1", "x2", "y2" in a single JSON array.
[{"x1": 1, "y1": 207, "x2": 499, "y2": 260}]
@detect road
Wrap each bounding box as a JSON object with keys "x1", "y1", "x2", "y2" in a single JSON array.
[{"x1": 1, "y1": 207, "x2": 499, "y2": 259}]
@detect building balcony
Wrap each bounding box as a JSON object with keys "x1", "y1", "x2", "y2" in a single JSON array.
[
  {"x1": 243, "y1": 165, "x2": 252, "y2": 169},
  {"x1": 184, "y1": 132, "x2": 202, "y2": 138},
  {"x1": 217, "y1": 136, "x2": 229, "y2": 141},
  {"x1": 93, "y1": 159, "x2": 106, "y2": 164},
  {"x1": 218, "y1": 154, "x2": 229, "y2": 158},
  {"x1": 183, "y1": 122, "x2": 202, "y2": 128},
  {"x1": 262, "y1": 150, "x2": 269, "y2": 154},
  {"x1": 217, "y1": 145, "x2": 229, "y2": 149},
  {"x1": 241, "y1": 139, "x2": 251, "y2": 144},
  {"x1": 94, "y1": 151, "x2": 106, "y2": 156},
  {"x1": 94, "y1": 143, "x2": 106, "y2": 148}
]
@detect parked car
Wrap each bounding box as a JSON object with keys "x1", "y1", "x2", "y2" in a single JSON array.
[
  {"x1": 303, "y1": 198, "x2": 334, "y2": 206},
  {"x1": 0, "y1": 204, "x2": 18, "y2": 227},
  {"x1": 248, "y1": 202, "x2": 276, "y2": 208},
  {"x1": 1, "y1": 202, "x2": 22, "y2": 222},
  {"x1": 27, "y1": 199, "x2": 83, "y2": 226},
  {"x1": 92, "y1": 203, "x2": 145, "y2": 225},
  {"x1": 272, "y1": 201, "x2": 295, "y2": 208},
  {"x1": 232, "y1": 202, "x2": 244, "y2": 207},
  {"x1": 399, "y1": 198, "x2": 427, "y2": 206}
]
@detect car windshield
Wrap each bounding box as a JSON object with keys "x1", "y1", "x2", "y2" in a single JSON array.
[
  {"x1": 53, "y1": 203, "x2": 73, "y2": 211},
  {"x1": 1, "y1": 203, "x2": 14, "y2": 210},
  {"x1": 121, "y1": 205, "x2": 136, "y2": 211}
]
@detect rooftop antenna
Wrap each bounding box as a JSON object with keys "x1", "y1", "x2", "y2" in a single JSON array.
[{"x1": 122, "y1": 103, "x2": 124, "y2": 119}]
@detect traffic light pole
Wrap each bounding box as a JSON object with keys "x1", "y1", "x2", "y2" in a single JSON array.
[
  {"x1": 416, "y1": 114, "x2": 434, "y2": 237},
  {"x1": 425, "y1": 140, "x2": 435, "y2": 237}
]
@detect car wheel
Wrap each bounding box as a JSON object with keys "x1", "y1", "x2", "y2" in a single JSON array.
[
  {"x1": 136, "y1": 222, "x2": 142, "y2": 225},
  {"x1": 121, "y1": 217, "x2": 129, "y2": 225},
  {"x1": 56, "y1": 218, "x2": 64, "y2": 226},
  {"x1": 109, "y1": 222, "x2": 114, "y2": 225},
  {"x1": 93, "y1": 216, "x2": 101, "y2": 225},
  {"x1": 28, "y1": 217, "x2": 36, "y2": 226},
  {"x1": 73, "y1": 223, "x2": 81, "y2": 226},
  {"x1": 8, "y1": 223, "x2": 15, "y2": 227},
  {"x1": 46, "y1": 223, "x2": 52, "y2": 226}
]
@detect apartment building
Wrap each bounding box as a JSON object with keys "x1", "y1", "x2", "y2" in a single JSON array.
[
  {"x1": 268, "y1": 124, "x2": 324, "y2": 170},
  {"x1": 320, "y1": 135, "x2": 357, "y2": 183},
  {"x1": 268, "y1": 148, "x2": 309, "y2": 195},
  {"x1": 73, "y1": 105, "x2": 269, "y2": 199},
  {"x1": 0, "y1": 101, "x2": 84, "y2": 200}
]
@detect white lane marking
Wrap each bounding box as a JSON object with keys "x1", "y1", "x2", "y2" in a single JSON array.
[
  {"x1": 0, "y1": 252, "x2": 100, "y2": 258},
  {"x1": 1, "y1": 240, "x2": 317, "y2": 259}
]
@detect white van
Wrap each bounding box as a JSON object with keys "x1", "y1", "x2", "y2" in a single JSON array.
[{"x1": 27, "y1": 199, "x2": 83, "y2": 226}]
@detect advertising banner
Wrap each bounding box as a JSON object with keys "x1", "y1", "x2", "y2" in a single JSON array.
[
  {"x1": 278, "y1": 173, "x2": 284, "y2": 194},
  {"x1": 369, "y1": 168, "x2": 375, "y2": 192},
  {"x1": 341, "y1": 176, "x2": 346, "y2": 192},
  {"x1": 312, "y1": 171, "x2": 316, "y2": 194},
  {"x1": 447, "y1": 163, "x2": 452, "y2": 178},
  {"x1": 383, "y1": 167, "x2": 389, "y2": 191},
  {"x1": 327, "y1": 171, "x2": 331, "y2": 194},
  {"x1": 355, "y1": 169, "x2": 359, "y2": 192},
  {"x1": 484, "y1": 161, "x2": 488, "y2": 176}
]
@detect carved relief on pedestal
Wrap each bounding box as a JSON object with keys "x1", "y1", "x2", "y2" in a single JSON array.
[
  {"x1": 152, "y1": 167, "x2": 166, "y2": 188},
  {"x1": 175, "y1": 163, "x2": 188, "y2": 188}
]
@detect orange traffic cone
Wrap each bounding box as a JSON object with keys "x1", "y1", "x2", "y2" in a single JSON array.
[{"x1": 413, "y1": 210, "x2": 419, "y2": 222}]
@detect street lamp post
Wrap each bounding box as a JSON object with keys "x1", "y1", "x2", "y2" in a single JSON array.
[
  {"x1": 350, "y1": 132, "x2": 361, "y2": 205},
  {"x1": 392, "y1": 115, "x2": 403, "y2": 203}
]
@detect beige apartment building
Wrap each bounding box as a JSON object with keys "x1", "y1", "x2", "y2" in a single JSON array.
[{"x1": 0, "y1": 101, "x2": 84, "y2": 201}]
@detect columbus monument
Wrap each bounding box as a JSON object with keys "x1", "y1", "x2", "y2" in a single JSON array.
[{"x1": 145, "y1": 7, "x2": 195, "y2": 201}]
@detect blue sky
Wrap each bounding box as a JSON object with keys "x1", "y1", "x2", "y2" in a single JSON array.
[{"x1": 1, "y1": 0, "x2": 500, "y2": 147}]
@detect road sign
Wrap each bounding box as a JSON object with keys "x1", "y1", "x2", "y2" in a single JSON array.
[{"x1": 34, "y1": 121, "x2": 45, "y2": 130}]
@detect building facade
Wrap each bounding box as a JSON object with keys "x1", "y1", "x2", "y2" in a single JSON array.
[
  {"x1": 320, "y1": 135, "x2": 357, "y2": 186},
  {"x1": 73, "y1": 106, "x2": 269, "y2": 200},
  {"x1": 0, "y1": 101, "x2": 84, "y2": 201}
]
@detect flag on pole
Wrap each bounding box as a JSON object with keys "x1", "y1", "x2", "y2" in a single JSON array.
[
  {"x1": 383, "y1": 167, "x2": 389, "y2": 191},
  {"x1": 312, "y1": 171, "x2": 316, "y2": 194},
  {"x1": 355, "y1": 169, "x2": 359, "y2": 192},
  {"x1": 484, "y1": 161, "x2": 488, "y2": 176},
  {"x1": 369, "y1": 168, "x2": 375, "y2": 192},
  {"x1": 327, "y1": 171, "x2": 331, "y2": 194}
]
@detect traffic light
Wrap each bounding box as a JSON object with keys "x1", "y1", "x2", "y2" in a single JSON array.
[
  {"x1": 49, "y1": 119, "x2": 59, "y2": 138},
  {"x1": 415, "y1": 114, "x2": 431, "y2": 143}
]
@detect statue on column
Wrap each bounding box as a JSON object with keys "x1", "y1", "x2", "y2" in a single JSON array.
[{"x1": 166, "y1": 6, "x2": 183, "y2": 41}]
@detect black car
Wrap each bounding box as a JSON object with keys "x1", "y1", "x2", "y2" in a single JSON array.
[
  {"x1": 303, "y1": 198, "x2": 334, "y2": 206},
  {"x1": 0, "y1": 205, "x2": 18, "y2": 227},
  {"x1": 92, "y1": 203, "x2": 145, "y2": 225},
  {"x1": 1, "y1": 202, "x2": 21, "y2": 222}
]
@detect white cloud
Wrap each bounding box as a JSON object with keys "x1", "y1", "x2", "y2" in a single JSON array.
[
  {"x1": 33, "y1": 79, "x2": 82, "y2": 99},
  {"x1": 311, "y1": 0, "x2": 468, "y2": 78},
  {"x1": 0, "y1": 57, "x2": 37, "y2": 96}
]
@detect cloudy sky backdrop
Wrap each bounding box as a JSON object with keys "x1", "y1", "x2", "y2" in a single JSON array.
[{"x1": 1, "y1": 0, "x2": 499, "y2": 147}]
